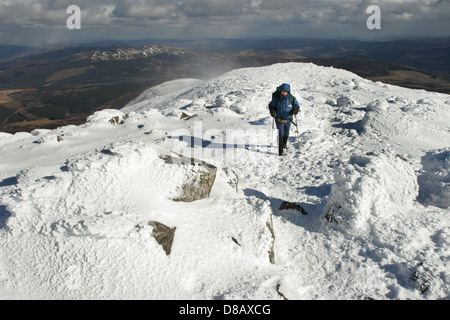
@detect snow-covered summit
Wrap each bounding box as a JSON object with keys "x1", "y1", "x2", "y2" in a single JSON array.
[{"x1": 0, "y1": 62, "x2": 449, "y2": 300}]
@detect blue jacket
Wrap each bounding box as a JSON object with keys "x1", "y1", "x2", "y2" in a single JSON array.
[{"x1": 269, "y1": 83, "x2": 300, "y2": 120}]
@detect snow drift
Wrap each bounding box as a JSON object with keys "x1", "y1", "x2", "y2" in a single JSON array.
[
  {"x1": 325, "y1": 150, "x2": 419, "y2": 235},
  {"x1": 418, "y1": 149, "x2": 450, "y2": 209}
]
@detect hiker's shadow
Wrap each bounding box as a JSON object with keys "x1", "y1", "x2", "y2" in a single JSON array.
[
  {"x1": 168, "y1": 135, "x2": 272, "y2": 152},
  {"x1": 243, "y1": 188, "x2": 325, "y2": 233}
]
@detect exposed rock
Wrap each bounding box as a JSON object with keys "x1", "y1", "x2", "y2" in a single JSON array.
[
  {"x1": 276, "y1": 283, "x2": 289, "y2": 300},
  {"x1": 109, "y1": 116, "x2": 121, "y2": 125},
  {"x1": 266, "y1": 215, "x2": 275, "y2": 264},
  {"x1": 109, "y1": 114, "x2": 129, "y2": 125},
  {"x1": 148, "y1": 221, "x2": 176, "y2": 255},
  {"x1": 279, "y1": 201, "x2": 308, "y2": 215},
  {"x1": 413, "y1": 261, "x2": 434, "y2": 294},
  {"x1": 231, "y1": 237, "x2": 241, "y2": 246},
  {"x1": 160, "y1": 155, "x2": 217, "y2": 202},
  {"x1": 222, "y1": 167, "x2": 239, "y2": 192},
  {"x1": 180, "y1": 112, "x2": 192, "y2": 120}
]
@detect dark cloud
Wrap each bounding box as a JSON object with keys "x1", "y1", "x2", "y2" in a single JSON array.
[{"x1": 0, "y1": 0, "x2": 449, "y2": 45}]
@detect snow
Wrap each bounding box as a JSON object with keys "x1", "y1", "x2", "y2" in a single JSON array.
[
  {"x1": 324, "y1": 150, "x2": 419, "y2": 235},
  {"x1": 1, "y1": 62, "x2": 449, "y2": 300}
]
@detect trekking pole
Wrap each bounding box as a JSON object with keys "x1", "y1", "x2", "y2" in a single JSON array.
[
  {"x1": 288, "y1": 118, "x2": 297, "y2": 127},
  {"x1": 294, "y1": 115, "x2": 300, "y2": 152},
  {"x1": 272, "y1": 116, "x2": 276, "y2": 154}
]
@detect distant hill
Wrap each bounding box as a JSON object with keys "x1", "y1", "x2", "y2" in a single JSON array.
[
  {"x1": 164, "y1": 37, "x2": 450, "y2": 82},
  {"x1": 0, "y1": 37, "x2": 449, "y2": 134},
  {"x1": 0, "y1": 44, "x2": 303, "y2": 133},
  {"x1": 0, "y1": 45, "x2": 37, "y2": 61}
]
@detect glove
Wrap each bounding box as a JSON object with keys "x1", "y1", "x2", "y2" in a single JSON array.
[
  {"x1": 290, "y1": 106, "x2": 299, "y2": 116},
  {"x1": 269, "y1": 108, "x2": 277, "y2": 118}
]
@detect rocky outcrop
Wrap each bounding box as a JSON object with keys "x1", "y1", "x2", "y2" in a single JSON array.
[
  {"x1": 148, "y1": 221, "x2": 176, "y2": 255},
  {"x1": 160, "y1": 155, "x2": 217, "y2": 202},
  {"x1": 279, "y1": 201, "x2": 308, "y2": 215}
]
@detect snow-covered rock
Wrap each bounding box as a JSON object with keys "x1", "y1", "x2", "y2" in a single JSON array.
[
  {"x1": 160, "y1": 154, "x2": 217, "y2": 202},
  {"x1": 325, "y1": 150, "x2": 419, "y2": 235},
  {"x1": 367, "y1": 99, "x2": 389, "y2": 111},
  {"x1": 85, "y1": 109, "x2": 127, "y2": 126},
  {"x1": 418, "y1": 148, "x2": 450, "y2": 209}
]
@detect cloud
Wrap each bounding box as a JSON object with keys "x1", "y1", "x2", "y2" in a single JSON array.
[
  {"x1": 0, "y1": 0, "x2": 449, "y2": 44},
  {"x1": 1, "y1": 0, "x2": 449, "y2": 26},
  {"x1": 0, "y1": 0, "x2": 111, "y2": 27},
  {"x1": 113, "y1": 0, "x2": 176, "y2": 21}
]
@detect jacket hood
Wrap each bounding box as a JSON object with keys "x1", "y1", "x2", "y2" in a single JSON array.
[{"x1": 279, "y1": 83, "x2": 291, "y2": 92}]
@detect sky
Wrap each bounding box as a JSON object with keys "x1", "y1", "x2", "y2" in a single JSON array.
[{"x1": 0, "y1": 0, "x2": 449, "y2": 46}]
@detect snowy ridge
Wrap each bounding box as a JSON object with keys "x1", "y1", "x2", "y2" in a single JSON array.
[
  {"x1": 0, "y1": 63, "x2": 449, "y2": 299},
  {"x1": 78, "y1": 45, "x2": 189, "y2": 61}
]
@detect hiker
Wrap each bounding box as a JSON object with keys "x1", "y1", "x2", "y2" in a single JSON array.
[{"x1": 269, "y1": 83, "x2": 300, "y2": 156}]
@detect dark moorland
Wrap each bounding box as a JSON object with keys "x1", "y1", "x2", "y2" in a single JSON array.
[{"x1": 0, "y1": 37, "x2": 449, "y2": 134}]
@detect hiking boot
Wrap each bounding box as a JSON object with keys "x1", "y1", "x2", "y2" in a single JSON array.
[
  {"x1": 282, "y1": 136, "x2": 288, "y2": 149},
  {"x1": 278, "y1": 136, "x2": 288, "y2": 156},
  {"x1": 278, "y1": 136, "x2": 284, "y2": 156}
]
